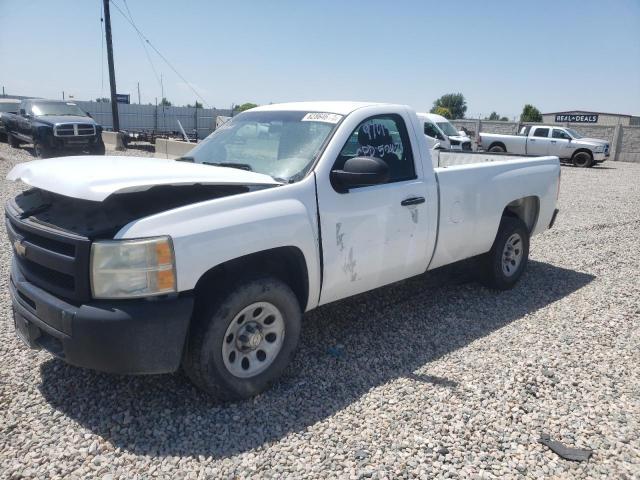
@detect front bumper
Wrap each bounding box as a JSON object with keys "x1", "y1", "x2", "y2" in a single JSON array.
[
  {"x1": 44, "y1": 135, "x2": 104, "y2": 151},
  {"x1": 593, "y1": 152, "x2": 608, "y2": 162},
  {"x1": 9, "y1": 262, "x2": 194, "y2": 374}
]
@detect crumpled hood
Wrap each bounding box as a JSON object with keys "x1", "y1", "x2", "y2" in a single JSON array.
[{"x1": 7, "y1": 156, "x2": 280, "y2": 202}]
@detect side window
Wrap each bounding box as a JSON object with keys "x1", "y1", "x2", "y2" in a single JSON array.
[
  {"x1": 552, "y1": 129, "x2": 570, "y2": 140},
  {"x1": 424, "y1": 122, "x2": 442, "y2": 140},
  {"x1": 335, "y1": 114, "x2": 416, "y2": 184},
  {"x1": 532, "y1": 127, "x2": 550, "y2": 138}
]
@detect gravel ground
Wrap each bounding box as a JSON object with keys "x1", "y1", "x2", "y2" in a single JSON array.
[{"x1": 0, "y1": 142, "x2": 638, "y2": 479}]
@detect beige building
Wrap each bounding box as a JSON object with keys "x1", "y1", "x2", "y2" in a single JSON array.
[{"x1": 542, "y1": 110, "x2": 640, "y2": 126}]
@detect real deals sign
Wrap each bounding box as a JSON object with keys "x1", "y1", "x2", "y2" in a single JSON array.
[
  {"x1": 116, "y1": 94, "x2": 130, "y2": 104},
  {"x1": 555, "y1": 113, "x2": 598, "y2": 123}
]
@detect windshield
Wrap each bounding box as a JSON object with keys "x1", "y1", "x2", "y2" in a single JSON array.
[
  {"x1": 185, "y1": 111, "x2": 341, "y2": 182},
  {"x1": 436, "y1": 121, "x2": 459, "y2": 137},
  {"x1": 0, "y1": 103, "x2": 19, "y2": 113},
  {"x1": 31, "y1": 102, "x2": 87, "y2": 117},
  {"x1": 565, "y1": 128, "x2": 584, "y2": 139}
]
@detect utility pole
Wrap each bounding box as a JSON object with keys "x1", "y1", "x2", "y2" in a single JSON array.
[
  {"x1": 103, "y1": 0, "x2": 120, "y2": 131},
  {"x1": 137, "y1": 82, "x2": 141, "y2": 104},
  {"x1": 62, "y1": 91, "x2": 65, "y2": 100}
]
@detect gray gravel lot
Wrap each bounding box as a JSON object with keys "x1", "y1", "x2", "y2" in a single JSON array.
[{"x1": 1, "y1": 142, "x2": 639, "y2": 479}]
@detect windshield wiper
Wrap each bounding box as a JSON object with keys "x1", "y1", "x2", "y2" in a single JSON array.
[
  {"x1": 202, "y1": 162, "x2": 253, "y2": 171},
  {"x1": 175, "y1": 156, "x2": 194, "y2": 162}
]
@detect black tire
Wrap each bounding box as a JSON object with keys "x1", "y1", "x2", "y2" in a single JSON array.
[
  {"x1": 572, "y1": 151, "x2": 593, "y2": 168},
  {"x1": 488, "y1": 144, "x2": 506, "y2": 153},
  {"x1": 480, "y1": 216, "x2": 530, "y2": 290},
  {"x1": 33, "y1": 141, "x2": 52, "y2": 159},
  {"x1": 183, "y1": 276, "x2": 302, "y2": 400},
  {"x1": 8, "y1": 132, "x2": 20, "y2": 148},
  {"x1": 89, "y1": 141, "x2": 106, "y2": 155}
]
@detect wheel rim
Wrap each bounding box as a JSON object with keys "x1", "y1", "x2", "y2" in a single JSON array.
[
  {"x1": 501, "y1": 233, "x2": 523, "y2": 277},
  {"x1": 222, "y1": 301, "x2": 285, "y2": 378}
]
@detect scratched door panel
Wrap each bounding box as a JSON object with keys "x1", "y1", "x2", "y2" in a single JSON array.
[{"x1": 317, "y1": 179, "x2": 429, "y2": 305}]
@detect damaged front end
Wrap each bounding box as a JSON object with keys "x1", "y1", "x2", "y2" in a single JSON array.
[{"x1": 11, "y1": 183, "x2": 255, "y2": 239}]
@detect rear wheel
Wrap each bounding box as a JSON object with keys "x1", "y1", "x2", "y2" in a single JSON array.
[
  {"x1": 183, "y1": 276, "x2": 302, "y2": 400},
  {"x1": 7, "y1": 133, "x2": 20, "y2": 148},
  {"x1": 572, "y1": 151, "x2": 593, "y2": 168},
  {"x1": 480, "y1": 216, "x2": 530, "y2": 290},
  {"x1": 488, "y1": 144, "x2": 506, "y2": 153}
]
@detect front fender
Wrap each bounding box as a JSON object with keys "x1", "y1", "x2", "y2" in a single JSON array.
[{"x1": 114, "y1": 175, "x2": 322, "y2": 309}]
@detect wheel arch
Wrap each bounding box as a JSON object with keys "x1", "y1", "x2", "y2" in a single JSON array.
[
  {"x1": 193, "y1": 246, "x2": 310, "y2": 313},
  {"x1": 488, "y1": 141, "x2": 507, "y2": 151},
  {"x1": 571, "y1": 148, "x2": 594, "y2": 160},
  {"x1": 502, "y1": 195, "x2": 540, "y2": 233}
]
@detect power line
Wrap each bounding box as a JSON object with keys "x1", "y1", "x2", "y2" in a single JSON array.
[
  {"x1": 109, "y1": 0, "x2": 211, "y2": 107},
  {"x1": 122, "y1": 0, "x2": 162, "y2": 94}
]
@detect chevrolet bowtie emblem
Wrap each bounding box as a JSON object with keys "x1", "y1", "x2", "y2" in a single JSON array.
[{"x1": 13, "y1": 239, "x2": 27, "y2": 257}]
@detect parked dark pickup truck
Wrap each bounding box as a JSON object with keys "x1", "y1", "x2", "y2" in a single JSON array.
[{"x1": 4, "y1": 99, "x2": 105, "y2": 158}]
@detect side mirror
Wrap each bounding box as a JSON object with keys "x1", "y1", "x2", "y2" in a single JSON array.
[
  {"x1": 330, "y1": 156, "x2": 389, "y2": 193},
  {"x1": 85, "y1": 111, "x2": 93, "y2": 118},
  {"x1": 19, "y1": 109, "x2": 26, "y2": 116}
]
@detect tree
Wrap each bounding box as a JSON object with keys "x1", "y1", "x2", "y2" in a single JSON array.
[
  {"x1": 432, "y1": 107, "x2": 452, "y2": 119},
  {"x1": 187, "y1": 101, "x2": 203, "y2": 108},
  {"x1": 236, "y1": 102, "x2": 258, "y2": 112},
  {"x1": 485, "y1": 111, "x2": 510, "y2": 121},
  {"x1": 95, "y1": 97, "x2": 110, "y2": 103},
  {"x1": 520, "y1": 104, "x2": 542, "y2": 122},
  {"x1": 159, "y1": 97, "x2": 172, "y2": 107},
  {"x1": 431, "y1": 93, "x2": 467, "y2": 119}
]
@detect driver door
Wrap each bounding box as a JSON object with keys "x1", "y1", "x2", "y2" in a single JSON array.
[
  {"x1": 316, "y1": 113, "x2": 434, "y2": 305},
  {"x1": 550, "y1": 128, "x2": 571, "y2": 158}
]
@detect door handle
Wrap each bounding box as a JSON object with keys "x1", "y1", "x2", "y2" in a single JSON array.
[
  {"x1": 551, "y1": 140, "x2": 557, "y2": 143},
  {"x1": 401, "y1": 197, "x2": 425, "y2": 206}
]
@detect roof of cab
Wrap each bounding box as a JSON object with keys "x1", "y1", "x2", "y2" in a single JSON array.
[
  {"x1": 251, "y1": 101, "x2": 388, "y2": 115},
  {"x1": 416, "y1": 112, "x2": 448, "y2": 123}
]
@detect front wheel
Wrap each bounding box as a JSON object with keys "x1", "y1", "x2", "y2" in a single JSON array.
[
  {"x1": 572, "y1": 151, "x2": 593, "y2": 168},
  {"x1": 480, "y1": 216, "x2": 530, "y2": 290},
  {"x1": 183, "y1": 276, "x2": 302, "y2": 400},
  {"x1": 89, "y1": 141, "x2": 106, "y2": 155},
  {"x1": 33, "y1": 141, "x2": 53, "y2": 159}
]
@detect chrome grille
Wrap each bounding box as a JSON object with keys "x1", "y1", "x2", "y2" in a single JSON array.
[{"x1": 53, "y1": 123, "x2": 96, "y2": 137}]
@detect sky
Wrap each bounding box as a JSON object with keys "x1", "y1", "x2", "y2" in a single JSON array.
[{"x1": 1, "y1": 0, "x2": 639, "y2": 119}]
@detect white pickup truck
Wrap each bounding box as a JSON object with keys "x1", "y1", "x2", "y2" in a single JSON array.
[
  {"x1": 478, "y1": 125, "x2": 610, "y2": 167},
  {"x1": 418, "y1": 112, "x2": 472, "y2": 151},
  {"x1": 6, "y1": 101, "x2": 561, "y2": 400}
]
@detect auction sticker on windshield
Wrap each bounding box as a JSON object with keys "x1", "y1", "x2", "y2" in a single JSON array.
[{"x1": 302, "y1": 112, "x2": 343, "y2": 123}]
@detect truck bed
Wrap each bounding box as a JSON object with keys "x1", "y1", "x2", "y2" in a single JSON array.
[
  {"x1": 432, "y1": 150, "x2": 533, "y2": 167},
  {"x1": 428, "y1": 154, "x2": 560, "y2": 270}
]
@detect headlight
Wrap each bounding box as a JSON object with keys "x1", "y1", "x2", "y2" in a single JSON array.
[
  {"x1": 91, "y1": 236, "x2": 176, "y2": 299},
  {"x1": 593, "y1": 145, "x2": 604, "y2": 153}
]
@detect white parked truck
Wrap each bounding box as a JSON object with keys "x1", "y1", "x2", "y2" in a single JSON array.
[
  {"x1": 478, "y1": 125, "x2": 609, "y2": 167},
  {"x1": 418, "y1": 112, "x2": 472, "y2": 151},
  {"x1": 6, "y1": 101, "x2": 561, "y2": 400}
]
